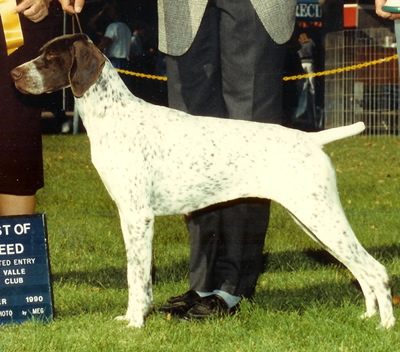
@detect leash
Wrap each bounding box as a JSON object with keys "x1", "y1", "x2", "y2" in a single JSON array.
[
  {"x1": 69, "y1": 0, "x2": 83, "y2": 34},
  {"x1": 72, "y1": 12, "x2": 83, "y2": 34}
]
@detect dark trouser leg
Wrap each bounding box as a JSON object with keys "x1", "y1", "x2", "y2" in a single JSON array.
[
  {"x1": 210, "y1": 0, "x2": 285, "y2": 297},
  {"x1": 187, "y1": 200, "x2": 270, "y2": 298},
  {"x1": 165, "y1": 6, "x2": 227, "y2": 118},
  {"x1": 166, "y1": 0, "x2": 286, "y2": 298},
  {"x1": 218, "y1": 0, "x2": 286, "y2": 122}
]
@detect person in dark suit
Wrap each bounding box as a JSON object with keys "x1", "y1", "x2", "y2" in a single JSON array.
[{"x1": 157, "y1": 0, "x2": 297, "y2": 319}]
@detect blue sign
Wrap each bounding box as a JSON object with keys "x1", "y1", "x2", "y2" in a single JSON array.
[
  {"x1": 0, "y1": 214, "x2": 53, "y2": 325},
  {"x1": 297, "y1": 0, "x2": 322, "y2": 21}
]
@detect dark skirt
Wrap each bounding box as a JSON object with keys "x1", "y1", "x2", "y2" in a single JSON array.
[{"x1": 0, "y1": 3, "x2": 62, "y2": 195}]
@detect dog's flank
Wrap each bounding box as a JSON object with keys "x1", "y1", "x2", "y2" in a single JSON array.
[{"x1": 11, "y1": 34, "x2": 395, "y2": 329}]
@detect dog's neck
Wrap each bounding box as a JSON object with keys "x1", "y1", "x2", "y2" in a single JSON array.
[
  {"x1": 73, "y1": 59, "x2": 140, "y2": 135},
  {"x1": 90, "y1": 60, "x2": 134, "y2": 99},
  {"x1": 75, "y1": 60, "x2": 136, "y2": 105}
]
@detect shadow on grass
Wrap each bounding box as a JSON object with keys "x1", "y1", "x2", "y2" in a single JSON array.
[
  {"x1": 50, "y1": 243, "x2": 400, "y2": 315},
  {"x1": 51, "y1": 243, "x2": 400, "y2": 286},
  {"x1": 52, "y1": 266, "x2": 127, "y2": 289},
  {"x1": 254, "y1": 281, "x2": 363, "y2": 314},
  {"x1": 265, "y1": 243, "x2": 400, "y2": 272}
]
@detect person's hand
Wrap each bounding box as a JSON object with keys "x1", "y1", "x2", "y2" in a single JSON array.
[
  {"x1": 376, "y1": 0, "x2": 400, "y2": 20},
  {"x1": 58, "y1": 0, "x2": 84, "y2": 14},
  {"x1": 14, "y1": 0, "x2": 52, "y2": 23}
]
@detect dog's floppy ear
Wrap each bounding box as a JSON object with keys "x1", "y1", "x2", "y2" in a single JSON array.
[{"x1": 69, "y1": 38, "x2": 106, "y2": 97}]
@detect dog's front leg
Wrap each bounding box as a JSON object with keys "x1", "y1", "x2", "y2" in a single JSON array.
[{"x1": 115, "y1": 210, "x2": 155, "y2": 328}]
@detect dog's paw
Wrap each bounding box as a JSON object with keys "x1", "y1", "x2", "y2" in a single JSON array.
[
  {"x1": 381, "y1": 315, "x2": 396, "y2": 330},
  {"x1": 115, "y1": 315, "x2": 145, "y2": 328},
  {"x1": 360, "y1": 311, "x2": 376, "y2": 320},
  {"x1": 360, "y1": 311, "x2": 396, "y2": 330},
  {"x1": 115, "y1": 315, "x2": 130, "y2": 322}
]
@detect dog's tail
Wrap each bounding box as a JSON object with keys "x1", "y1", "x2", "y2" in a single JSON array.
[{"x1": 311, "y1": 122, "x2": 365, "y2": 147}]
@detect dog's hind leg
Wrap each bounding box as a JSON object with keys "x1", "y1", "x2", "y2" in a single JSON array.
[
  {"x1": 286, "y1": 203, "x2": 395, "y2": 329},
  {"x1": 114, "y1": 209, "x2": 155, "y2": 328}
]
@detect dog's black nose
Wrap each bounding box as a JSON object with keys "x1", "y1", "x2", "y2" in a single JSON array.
[{"x1": 10, "y1": 68, "x2": 23, "y2": 81}]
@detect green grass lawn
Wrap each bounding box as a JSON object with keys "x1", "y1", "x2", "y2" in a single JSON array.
[{"x1": 1, "y1": 134, "x2": 400, "y2": 351}]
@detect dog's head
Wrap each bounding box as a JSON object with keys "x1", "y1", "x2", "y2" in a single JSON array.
[{"x1": 11, "y1": 34, "x2": 106, "y2": 98}]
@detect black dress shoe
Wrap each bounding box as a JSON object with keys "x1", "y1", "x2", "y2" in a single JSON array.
[
  {"x1": 185, "y1": 294, "x2": 239, "y2": 320},
  {"x1": 159, "y1": 290, "x2": 201, "y2": 316}
]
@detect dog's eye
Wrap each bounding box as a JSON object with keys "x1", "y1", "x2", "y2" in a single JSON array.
[{"x1": 45, "y1": 53, "x2": 57, "y2": 60}]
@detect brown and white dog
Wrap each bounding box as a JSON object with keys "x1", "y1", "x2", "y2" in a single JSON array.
[{"x1": 11, "y1": 34, "x2": 395, "y2": 329}]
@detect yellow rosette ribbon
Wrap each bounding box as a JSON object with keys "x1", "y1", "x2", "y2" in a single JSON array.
[{"x1": 0, "y1": 0, "x2": 24, "y2": 55}]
